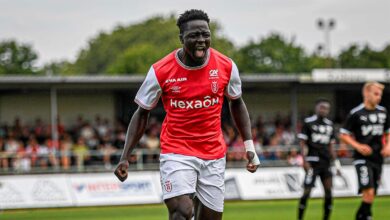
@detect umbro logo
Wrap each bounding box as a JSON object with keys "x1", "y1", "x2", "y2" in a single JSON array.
[
  {"x1": 171, "y1": 86, "x2": 181, "y2": 93},
  {"x1": 360, "y1": 116, "x2": 367, "y2": 121}
]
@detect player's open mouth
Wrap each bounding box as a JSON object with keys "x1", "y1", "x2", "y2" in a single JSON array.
[{"x1": 195, "y1": 47, "x2": 206, "y2": 58}]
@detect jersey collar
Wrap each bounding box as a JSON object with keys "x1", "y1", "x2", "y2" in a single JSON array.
[{"x1": 175, "y1": 48, "x2": 211, "y2": 70}]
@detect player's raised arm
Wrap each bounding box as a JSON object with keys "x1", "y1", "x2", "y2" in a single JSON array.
[{"x1": 114, "y1": 107, "x2": 151, "y2": 182}]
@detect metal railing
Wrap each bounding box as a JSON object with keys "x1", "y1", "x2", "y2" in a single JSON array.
[{"x1": 0, "y1": 145, "x2": 388, "y2": 175}]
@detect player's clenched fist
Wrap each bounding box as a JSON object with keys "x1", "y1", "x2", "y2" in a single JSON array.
[
  {"x1": 114, "y1": 160, "x2": 129, "y2": 182},
  {"x1": 357, "y1": 144, "x2": 372, "y2": 156},
  {"x1": 246, "y1": 151, "x2": 259, "y2": 173}
]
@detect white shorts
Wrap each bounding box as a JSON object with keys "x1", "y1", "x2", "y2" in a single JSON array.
[{"x1": 159, "y1": 153, "x2": 226, "y2": 212}]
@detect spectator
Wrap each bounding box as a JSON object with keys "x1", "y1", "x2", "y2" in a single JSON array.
[
  {"x1": 72, "y1": 137, "x2": 90, "y2": 171},
  {"x1": 80, "y1": 122, "x2": 95, "y2": 140},
  {"x1": 33, "y1": 118, "x2": 46, "y2": 143},
  {"x1": 45, "y1": 139, "x2": 59, "y2": 168},
  {"x1": 98, "y1": 137, "x2": 117, "y2": 170},
  {"x1": 228, "y1": 136, "x2": 246, "y2": 161},
  {"x1": 14, "y1": 144, "x2": 31, "y2": 172},
  {"x1": 25, "y1": 136, "x2": 40, "y2": 166},
  {"x1": 0, "y1": 137, "x2": 8, "y2": 170},
  {"x1": 143, "y1": 129, "x2": 160, "y2": 163},
  {"x1": 287, "y1": 148, "x2": 304, "y2": 166},
  {"x1": 4, "y1": 132, "x2": 21, "y2": 169},
  {"x1": 336, "y1": 143, "x2": 352, "y2": 159},
  {"x1": 60, "y1": 133, "x2": 73, "y2": 170},
  {"x1": 95, "y1": 116, "x2": 111, "y2": 138},
  {"x1": 281, "y1": 125, "x2": 295, "y2": 145}
]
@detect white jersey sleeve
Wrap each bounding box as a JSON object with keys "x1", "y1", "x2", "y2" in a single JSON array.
[
  {"x1": 225, "y1": 61, "x2": 242, "y2": 99},
  {"x1": 134, "y1": 66, "x2": 162, "y2": 110}
]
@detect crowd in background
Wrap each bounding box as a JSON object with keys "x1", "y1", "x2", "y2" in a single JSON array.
[{"x1": 0, "y1": 114, "x2": 352, "y2": 172}]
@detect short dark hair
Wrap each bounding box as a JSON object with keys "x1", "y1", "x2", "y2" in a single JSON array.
[
  {"x1": 315, "y1": 97, "x2": 330, "y2": 106},
  {"x1": 177, "y1": 9, "x2": 210, "y2": 33}
]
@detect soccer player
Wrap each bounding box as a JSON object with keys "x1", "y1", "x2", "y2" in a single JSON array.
[
  {"x1": 114, "y1": 9, "x2": 260, "y2": 220},
  {"x1": 340, "y1": 82, "x2": 390, "y2": 220},
  {"x1": 297, "y1": 98, "x2": 341, "y2": 220}
]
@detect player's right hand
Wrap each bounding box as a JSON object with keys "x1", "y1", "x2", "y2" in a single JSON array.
[
  {"x1": 357, "y1": 144, "x2": 372, "y2": 156},
  {"x1": 114, "y1": 160, "x2": 129, "y2": 182}
]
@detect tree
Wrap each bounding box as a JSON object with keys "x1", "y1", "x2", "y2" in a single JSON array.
[
  {"x1": 70, "y1": 15, "x2": 235, "y2": 75},
  {"x1": 0, "y1": 40, "x2": 38, "y2": 74},
  {"x1": 39, "y1": 60, "x2": 75, "y2": 75},
  {"x1": 338, "y1": 44, "x2": 389, "y2": 68},
  {"x1": 235, "y1": 33, "x2": 310, "y2": 73}
]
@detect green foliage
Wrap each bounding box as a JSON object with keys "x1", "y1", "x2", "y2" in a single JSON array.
[
  {"x1": 235, "y1": 33, "x2": 310, "y2": 74},
  {"x1": 338, "y1": 44, "x2": 390, "y2": 68},
  {"x1": 307, "y1": 54, "x2": 337, "y2": 70},
  {"x1": 39, "y1": 60, "x2": 76, "y2": 75},
  {"x1": 69, "y1": 15, "x2": 235, "y2": 75},
  {"x1": 0, "y1": 40, "x2": 38, "y2": 74},
  {"x1": 3, "y1": 14, "x2": 390, "y2": 75}
]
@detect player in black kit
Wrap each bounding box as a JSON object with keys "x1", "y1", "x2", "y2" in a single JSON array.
[
  {"x1": 297, "y1": 98, "x2": 341, "y2": 220},
  {"x1": 340, "y1": 82, "x2": 390, "y2": 220}
]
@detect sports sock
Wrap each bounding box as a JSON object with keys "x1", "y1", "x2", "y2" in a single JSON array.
[
  {"x1": 356, "y1": 202, "x2": 372, "y2": 220},
  {"x1": 298, "y1": 196, "x2": 308, "y2": 220},
  {"x1": 323, "y1": 196, "x2": 332, "y2": 220}
]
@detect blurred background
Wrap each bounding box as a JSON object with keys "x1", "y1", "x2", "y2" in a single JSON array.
[{"x1": 1, "y1": 0, "x2": 390, "y2": 216}]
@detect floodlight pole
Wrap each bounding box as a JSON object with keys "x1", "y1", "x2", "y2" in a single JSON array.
[{"x1": 317, "y1": 18, "x2": 336, "y2": 57}]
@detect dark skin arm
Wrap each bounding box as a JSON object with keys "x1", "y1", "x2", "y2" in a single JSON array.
[
  {"x1": 114, "y1": 107, "x2": 150, "y2": 182},
  {"x1": 329, "y1": 139, "x2": 342, "y2": 175},
  {"x1": 299, "y1": 139, "x2": 310, "y2": 172},
  {"x1": 229, "y1": 97, "x2": 259, "y2": 173}
]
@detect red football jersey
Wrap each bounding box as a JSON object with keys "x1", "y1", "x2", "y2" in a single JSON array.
[{"x1": 135, "y1": 48, "x2": 242, "y2": 159}]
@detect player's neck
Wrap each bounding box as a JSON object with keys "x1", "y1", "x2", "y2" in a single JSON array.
[
  {"x1": 178, "y1": 48, "x2": 207, "y2": 67},
  {"x1": 363, "y1": 101, "x2": 376, "y2": 110},
  {"x1": 316, "y1": 115, "x2": 325, "y2": 120}
]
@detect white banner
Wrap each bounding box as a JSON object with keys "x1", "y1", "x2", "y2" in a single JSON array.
[
  {"x1": 1, "y1": 165, "x2": 390, "y2": 209},
  {"x1": 0, "y1": 174, "x2": 73, "y2": 209},
  {"x1": 68, "y1": 172, "x2": 162, "y2": 206},
  {"x1": 311, "y1": 69, "x2": 390, "y2": 82},
  {"x1": 225, "y1": 165, "x2": 390, "y2": 200}
]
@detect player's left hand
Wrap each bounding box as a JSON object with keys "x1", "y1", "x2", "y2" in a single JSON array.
[
  {"x1": 246, "y1": 151, "x2": 259, "y2": 173},
  {"x1": 381, "y1": 146, "x2": 390, "y2": 157}
]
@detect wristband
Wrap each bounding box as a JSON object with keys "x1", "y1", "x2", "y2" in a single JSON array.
[
  {"x1": 244, "y1": 140, "x2": 261, "y2": 165},
  {"x1": 334, "y1": 159, "x2": 342, "y2": 170}
]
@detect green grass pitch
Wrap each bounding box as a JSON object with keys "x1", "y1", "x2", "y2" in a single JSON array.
[{"x1": 2, "y1": 196, "x2": 390, "y2": 220}]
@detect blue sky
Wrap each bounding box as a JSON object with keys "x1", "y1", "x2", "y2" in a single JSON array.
[{"x1": 1, "y1": 0, "x2": 389, "y2": 66}]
